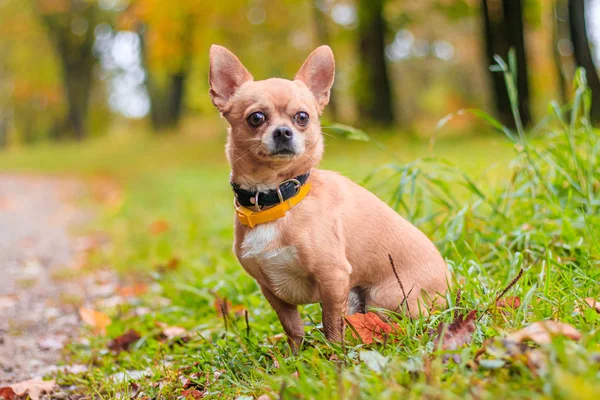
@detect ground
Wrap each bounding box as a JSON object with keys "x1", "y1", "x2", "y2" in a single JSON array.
[
  {"x1": 0, "y1": 175, "x2": 122, "y2": 392},
  {"x1": 0, "y1": 116, "x2": 598, "y2": 399}
]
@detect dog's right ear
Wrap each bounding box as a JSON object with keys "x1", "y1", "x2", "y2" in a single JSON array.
[{"x1": 209, "y1": 45, "x2": 253, "y2": 112}]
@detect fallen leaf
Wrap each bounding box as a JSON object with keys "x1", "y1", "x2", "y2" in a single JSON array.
[
  {"x1": 346, "y1": 312, "x2": 398, "y2": 344},
  {"x1": 156, "y1": 322, "x2": 189, "y2": 341},
  {"x1": 214, "y1": 296, "x2": 246, "y2": 318},
  {"x1": 496, "y1": 296, "x2": 521, "y2": 309},
  {"x1": 108, "y1": 329, "x2": 141, "y2": 353},
  {"x1": 0, "y1": 294, "x2": 18, "y2": 310},
  {"x1": 149, "y1": 219, "x2": 169, "y2": 235},
  {"x1": 0, "y1": 387, "x2": 17, "y2": 400},
  {"x1": 79, "y1": 307, "x2": 111, "y2": 335},
  {"x1": 72, "y1": 233, "x2": 109, "y2": 253},
  {"x1": 181, "y1": 388, "x2": 204, "y2": 399},
  {"x1": 434, "y1": 310, "x2": 477, "y2": 362},
  {"x1": 156, "y1": 257, "x2": 180, "y2": 273},
  {"x1": 506, "y1": 321, "x2": 582, "y2": 344},
  {"x1": 7, "y1": 379, "x2": 56, "y2": 400},
  {"x1": 584, "y1": 297, "x2": 600, "y2": 313},
  {"x1": 117, "y1": 283, "x2": 149, "y2": 297}
]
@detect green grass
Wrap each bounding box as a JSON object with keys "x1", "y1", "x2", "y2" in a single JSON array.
[{"x1": 1, "y1": 92, "x2": 599, "y2": 399}]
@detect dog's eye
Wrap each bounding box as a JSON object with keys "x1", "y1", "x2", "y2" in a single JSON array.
[
  {"x1": 247, "y1": 112, "x2": 266, "y2": 127},
  {"x1": 294, "y1": 111, "x2": 310, "y2": 126}
]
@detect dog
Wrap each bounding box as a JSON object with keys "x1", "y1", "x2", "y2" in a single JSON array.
[{"x1": 209, "y1": 45, "x2": 450, "y2": 348}]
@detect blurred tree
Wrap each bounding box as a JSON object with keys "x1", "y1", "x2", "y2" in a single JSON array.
[
  {"x1": 122, "y1": 0, "x2": 205, "y2": 132},
  {"x1": 481, "y1": 0, "x2": 531, "y2": 128},
  {"x1": 553, "y1": 0, "x2": 570, "y2": 105},
  {"x1": 0, "y1": 61, "x2": 8, "y2": 148},
  {"x1": 313, "y1": 0, "x2": 338, "y2": 120},
  {"x1": 36, "y1": 0, "x2": 100, "y2": 140},
  {"x1": 0, "y1": 0, "x2": 65, "y2": 145},
  {"x1": 356, "y1": 0, "x2": 395, "y2": 126},
  {"x1": 568, "y1": 0, "x2": 600, "y2": 123}
]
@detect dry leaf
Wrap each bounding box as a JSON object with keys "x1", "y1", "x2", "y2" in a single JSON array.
[
  {"x1": 434, "y1": 310, "x2": 477, "y2": 362},
  {"x1": 584, "y1": 297, "x2": 600, "y2": 312},
  {"x1": 346, "y1": 312, "x2": 398, "y2": 344},
  {"x1": 7, "y1": 379, "x2": 56, "y2": 400},
  {"x1": 181, "y1": 388, "x2": 204, "y2": 399},
  {"x1": 108, "y1": 329, "x2": 141, "y2": 353},
  {"x1": 117, "y1": 283, "x2": 149, "y2": 297},
  {"x1": 79, "y1": 307, "x2": 111, "y2": 335},
  {"x1": 156, "y1": 257, "x2": 180, "y2": 273},
  {"x1": 506, "y1": 321, "x2": 582, "y2": 344},
  {"x1": 149, "y1": 219, "x2": 169, "y2": 235},
  {"x1": 0, "y1": 387, "x2": 17, "y2": 400},
  {"x1": 0, "y1": 294, "x2": 18, "y2": 310},
  {"x1": 213, "y1": 296, "x2": 246, "y2": 318},
  {"x1": 256, "y1": 395, "x2": 272, "y2": 400},
  {"x1": 496, "y1": 296, "x2": 521, "y2": 309},
  {"x1": 156, "y1": 322, "x2": 189, "y2": 341}
]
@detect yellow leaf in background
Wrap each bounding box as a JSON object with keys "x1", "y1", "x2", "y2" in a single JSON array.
[
  {"x1": 149, "y1": 219, "x2": 170, "y2": 235},
  {"x1": 79, "y1": 307, "x2": 111, "y2": 335}
]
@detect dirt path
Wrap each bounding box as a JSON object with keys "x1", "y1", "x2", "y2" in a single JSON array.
[{"x1": 0, "y1": 175, "x2": 109, "y2": 386}]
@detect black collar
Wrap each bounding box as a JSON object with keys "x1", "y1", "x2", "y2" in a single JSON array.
[{"x1": 231, "y1": 172, "x2": 311, "y2": 208}]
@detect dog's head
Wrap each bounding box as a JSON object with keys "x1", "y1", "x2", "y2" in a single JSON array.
[{"x1": 209, "y1": 45, "x2": 334, "y2": 184}]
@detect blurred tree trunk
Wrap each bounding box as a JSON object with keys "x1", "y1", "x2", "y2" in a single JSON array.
[
  {"x1": 0, "y1": 112, "x2": 7, "y2": 148},
  {"x1": 569, "y1": 0, "x2": 600, "y2": 123},
  {"x1": 38, "y1": 3, "x2": 97, "y2": 141},
  {"x1": 356, "y1": 0, "x2": 395, "y2": 126},
  {"x1": 313, "y1": 0, "x2": 338, "y2": 120},
  {"x1": 139, "y1": 21, "x2": 191, "y2": 132},
  {"x1": 481, "y1": 0, "x2": 531, "y2": 128},
  {"x1": 553, "y1": 0, "x2": 569, "y2": 105}
]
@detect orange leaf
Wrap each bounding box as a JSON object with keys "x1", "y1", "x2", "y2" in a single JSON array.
[
  {"x1": 0, "y1": 387, "x2": 17, "y2": 400},
  {"x1": 214, "y1": 296, "x2": 246, "y2": 318},
  {"x1": 117, "y1": 283, "x2": 149, "y2": 297},
  {"x1": 346, "y1": 312, "x2": 398, "y2": 344},
  {"x1": 181, "y1": 389, "x2": 204, "y2": 399},
  {"x1": 496, "y1": 296, "x2": 521, "y2": 309},
  {"x1": 149, "y1": 219, "x2": 170, "y2": 235},
  {"x1": 79, "y1": 307, "x2": 111, "y2": 335},
  {"x1": 506, "y1": 321, "x2": 582, "y2": 344},
  {"x1": 584, "y1": 297, "x2": 600, "y2": 312}
]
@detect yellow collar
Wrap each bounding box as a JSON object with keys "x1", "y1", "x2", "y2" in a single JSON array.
[{"x1": 235, "y1": 182, "x2": 311, "y2": 228}]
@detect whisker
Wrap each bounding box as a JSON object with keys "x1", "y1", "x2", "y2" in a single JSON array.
[
  {"x1": 232, "y1": 143, "x2": 262, "y2": 165},
  {"x1": 303, "y1": 153, "x2": 317, "y2": 165}
]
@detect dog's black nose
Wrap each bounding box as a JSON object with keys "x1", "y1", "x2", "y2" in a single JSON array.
[{"x1": 273, "y1": 126, "x2": 293, "y2": 141}]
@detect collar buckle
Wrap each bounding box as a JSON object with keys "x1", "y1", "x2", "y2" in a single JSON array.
[{"x1": 276, "y1": 178, "x2": 301, "y2": 203}]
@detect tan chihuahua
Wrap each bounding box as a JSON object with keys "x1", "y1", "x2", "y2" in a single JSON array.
[{"x1": 209, "y1": 45, "x2": 449, "y2": 347}]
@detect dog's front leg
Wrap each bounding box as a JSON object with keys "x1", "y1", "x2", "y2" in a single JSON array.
[
  {"x1": 318, "y1": 271, "x2": 350, "y2": 342},
  {"x1": 259, "y1": 284, "x2": 304, "y2": 351}
]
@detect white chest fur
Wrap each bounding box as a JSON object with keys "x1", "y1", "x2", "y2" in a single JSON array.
[{"x1": 240, "y1": 223, "x2": 316, "y2": 305}]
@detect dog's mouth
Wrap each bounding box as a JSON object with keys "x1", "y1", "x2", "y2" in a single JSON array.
[{"x1": 270, "y1": 148, "x2": 298, "y2": 157}]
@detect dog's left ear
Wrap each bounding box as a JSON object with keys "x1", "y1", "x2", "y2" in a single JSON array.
[{"x1": 295, "y1": 45, "x2": 335, "y2": 113}]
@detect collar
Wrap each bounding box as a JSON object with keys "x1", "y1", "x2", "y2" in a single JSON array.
[{"x1": 231, "y1": 172, "x2": 311, "y2": 228}]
